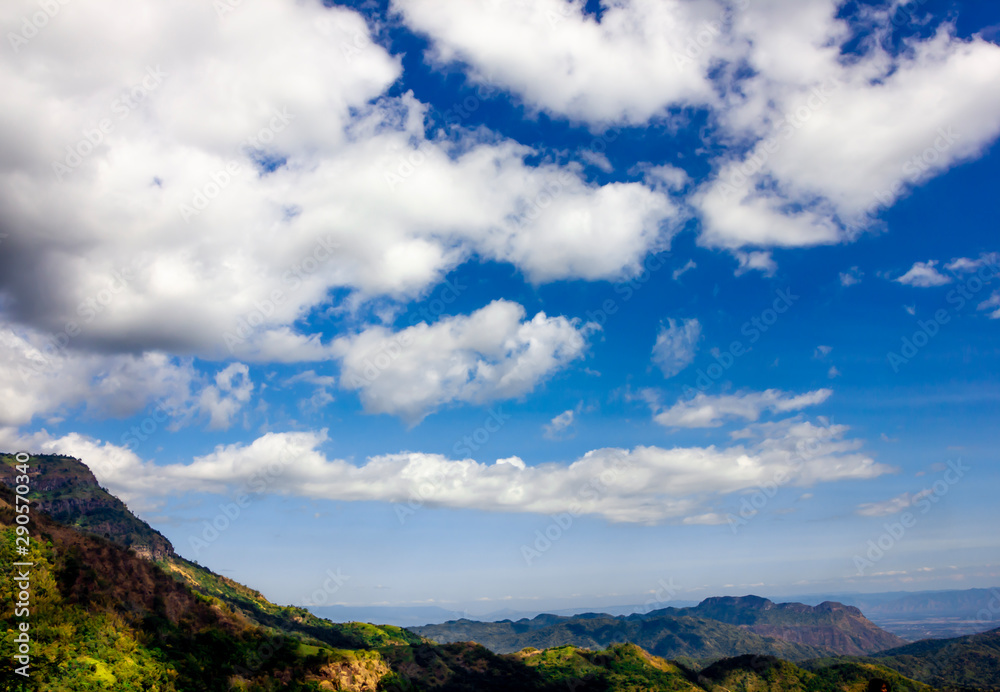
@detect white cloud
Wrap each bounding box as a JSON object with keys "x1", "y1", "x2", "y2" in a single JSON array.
[
  {"x1": 393, "y1": 0, "x2": 727, "y2": 125},
  {"x1": 672, "y1": 260, "x2": 697, "y2": 281},
  {"x1": 399, "y1": 0, "x2": 1000, "y2": 251},
  {"x1": 895, "y1": 260, "x2": 952, "y2": 287},
  {"x1": 857, "y1": 490, "x2": 932, "y2": 517},
  {"x1": 651, "y1": 318, "x2": 701, "y2": 378},
  {"x1": 734, "y1": 251, "x2": 778, "y2": 276},
  {"x1": 0, "y1": 0, "x2": 680, "y2": 366},
  {"x1": 945, "y1": 252, "x2": 999, "y2": 273},
  {"x1": 0, "y1": 326, "x2": 195, "y2": 426},
  {"x1": 283, "y1": 370, "x2": 337, "y2": 388},
  {"x1": 0, "y1": 325, "x2": 260, "y2": 430},
  {"x1": 544, "y1": 408, "x2": 577, "y2": 440},
  {"x1": 651, "y1": 389, "x2": 832, "y2": 428},
  {"x1": 3, "y1": 419, "x2": 891, "y2": 525},
  {"x1": 827, "y1": 365, "x2": 841, "y2": 379},
  {"x1": 198, "y1": 363, "x2": 253, "y2": 431},
  {"x1": 696, "y1": 17, "x2": 1000, "y2": 249},
  {"x1": 580, "y1": 149, "x2": 614, "y2": 173},
  {"x1": 839, "y1": 266, "x2": 863, "y2": 286},
  {"x1": 978, "y1": 291, "x2": 1000, "y2": 319},
  {"x1": 814, "y1": 345, "x2": 832, "y2": 358},
  {"x1": 283, "y1": 369, "x2": 337, "y2": 414},
  {"x1": 333, "y1": 300, "x2": 595, "y2": 423}
]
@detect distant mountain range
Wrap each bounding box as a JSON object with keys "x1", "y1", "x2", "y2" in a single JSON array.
[
  {"x1": 1, "y1": 451, "x2": 998, "y2": 691},
  {"x1": 310, "y1": 589, "x2": 1000, "y2": 637},
  {"x1": 411, "y1": 595, "x2": 907, "y2": 658}
]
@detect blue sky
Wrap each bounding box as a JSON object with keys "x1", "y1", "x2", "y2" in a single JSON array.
[{"x1": 1, "y1": 0, "x2": 999, "y2": 614}]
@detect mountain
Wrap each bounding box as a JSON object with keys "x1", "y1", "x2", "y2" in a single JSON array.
[
  {"x1": 773, "y1": 588, "x2": 1000, "y2": 640},
  {"x1": 643, "y1": 595, "x2": 909, "y2": 655},
  {"x1": 517, "y1": 646, "x2": 930, "y2": 692},
  {"x1": 868, "y1": 626, "x2": 1000, "y2": 689},
  {"x1": 0, "y1": 452, "x2": 174, "y2": 560},
  {"x1": 411, "y1": 612, "x2": 833, "y2": 661},
  {"x1": 0, "y1": 451, "x2": 973, "y2": 691},
  {"x1": 0, "y1": 480, "x2": 357, "y2": 690},
  {"x1": 412, "y1": 595, "x2": 906, "y2": 660}
]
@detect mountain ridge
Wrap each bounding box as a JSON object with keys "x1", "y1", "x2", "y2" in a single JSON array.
[{"x1": 413, "y1": 594, "x2": 907, "y2": 658}]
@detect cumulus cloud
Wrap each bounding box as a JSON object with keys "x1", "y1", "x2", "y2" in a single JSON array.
[
  {"x1": 333, "y1": 300, "x2": 595, "y2": 423},
  {"x1": 895, "y1": 261, "x2": 952, "y2": 287},
  {"x1": 398, "y1": 0, "x2": 1000, "y2": 251},
  {"x1": 198, "y1": 363, "x2": 253, "y2": 431},
  {"x1": 393, "y1": 0, "x2": 728, "y2": 124},
  {"x1": 651, "y1": 318, "x2": 701, "y2": 378},
  {"x1": 0, "y1": 0, "x2": 680, "y2": 364},
  {"x1": 0, "y1": 325, "x2": 258, "y2": 429},
  {"x1": 0, "y1": 326, "x2": 196, "y2": 426},
  {"x1": 696, "y1": 7, "x2": 1000, "y2": 247},
  {"x1": 651, "y1": 389, "x2": 832, "y2": 428},
  {"x1": 2, "y1": 420, "x2": 891, "y2": 525}
]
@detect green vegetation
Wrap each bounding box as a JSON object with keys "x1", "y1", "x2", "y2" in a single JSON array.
[
  {"x1": 0, "y1": 452, "x2": 991, "y2": 691},
  {"x1": 0, "y1": 453, "x2": 174, "y2": 559},
  {"x1": 412, "y1": 611, "x2": 832, "y2": 660}
]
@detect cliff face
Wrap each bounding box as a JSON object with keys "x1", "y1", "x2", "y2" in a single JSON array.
[
  {"x1": 0, "y1": 452, "x2": 174, "y2": 560},
  {"x1": 315, "y1": 654, "x2": 391, "y2": 691}
]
